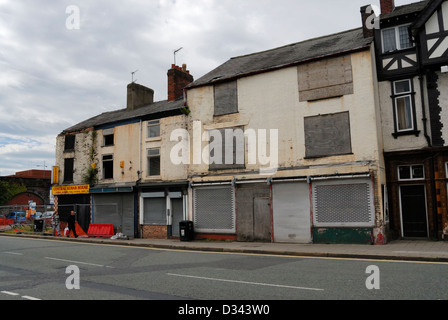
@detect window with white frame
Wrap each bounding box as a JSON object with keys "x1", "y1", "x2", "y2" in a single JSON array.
[
  {"x1": 147, "y1": 148, "x2": 161, "y2": 177},
  {"x1": 398, "y1": 164, "x2": 425, "y2": 181},
  {"x1": 392, "y1": 79, "x2": 418, "y2": 136},
  {"x1": 147, "y1": 120, "x2": 160, "y2": 139},
  {"x1": 382, "y1": 24, "x2": 413, "y2": 53}
]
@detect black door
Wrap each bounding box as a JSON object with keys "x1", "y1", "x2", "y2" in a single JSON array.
[{"x1": 400, "y1": 185, "x2": 428, "y2": 237}]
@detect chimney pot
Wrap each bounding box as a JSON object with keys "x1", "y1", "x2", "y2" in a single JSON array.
[
  {"x1": 380, "y1": 0, "x2": 395, "y2": 14},
  {"x1": 168, "y1": 64, "x2": 194, "y2": 102}
]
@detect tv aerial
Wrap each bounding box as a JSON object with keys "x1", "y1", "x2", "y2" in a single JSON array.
[
  {"x1": 131, "y1": 70, "x2": 138, "y2": 83},
  {"x1": 173, "y1": 47, "x2": 183, "y2": 65}
]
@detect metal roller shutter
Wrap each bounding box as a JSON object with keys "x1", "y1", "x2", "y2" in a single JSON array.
[
  {"x1": 193, "y1": 186, "x2": 235, "y2": 234},
  {"x1": 312, "y1": 179, "x2": 375, "y2": 227}
]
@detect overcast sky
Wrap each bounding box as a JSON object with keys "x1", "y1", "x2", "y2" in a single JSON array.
[{"x1": 0, "y1": 0, "x2": 418, "y2": 176}]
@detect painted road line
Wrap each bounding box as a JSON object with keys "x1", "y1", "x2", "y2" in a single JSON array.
[
  {"x1": 3, "y1": 252, "x2": 23, "y2": 255},
  {"x1": 22, "y1": 296, "x2": 41, "y2": 300},
  {"x1": 1, "y1": 291, "x2": 20, "y2": 296},
  {"x1": 167, "y1": 273, "x2": 324, "y2": 291},
  {"x1": 1, "y1": 291, "x2": 41, "y2": 300},
  {"x1": 45, "y1": 256, "x2": 114, "y2": 268}
]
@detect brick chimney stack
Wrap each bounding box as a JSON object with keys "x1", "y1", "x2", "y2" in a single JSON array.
[
  {"x1": 360, "y1": 5, "x2": 376, "y2": 38},
  {"x1": 380, "y1": 0, "x2": 395, "y2": 14},
  {"x1": 167, "y1": 64, "x2": 194, "y2": 102}
]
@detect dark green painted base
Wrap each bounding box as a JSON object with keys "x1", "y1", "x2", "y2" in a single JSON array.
[{"x1": 312, "y1": 227, "x2": 373, "y2": 244}]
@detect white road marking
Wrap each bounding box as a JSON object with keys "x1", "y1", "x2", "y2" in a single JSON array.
[
  {"x1": 4, "y1": 252, "x2": 23, "y2": 255},
  {"x1": 1, "y1": 291, "x2": 20, "y2": 296},
  {"x1": 45, "y1": 256, "x2": 114, "y2": 268},
  {"x1": 22, "y1": 295, "x2": 41, "y2": 300},
  {"x1": 167, "y1": 273, "x2": 324, "y2": 291},
  {"x1": 1, "y1": 291, "x2": 41, "y2": 300}
]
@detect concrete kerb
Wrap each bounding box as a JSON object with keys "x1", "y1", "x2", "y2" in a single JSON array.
[{"x1": 1, "y1": 232, "x2": 448, "y2": 263}]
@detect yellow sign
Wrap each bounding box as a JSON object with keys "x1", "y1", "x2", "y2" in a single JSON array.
[
  {"x1": 52, "y1": 166, "x2": 59, "y2": 184},
  {"x1": 52, "y1": 185, "x2": 90, "y2": 195}
]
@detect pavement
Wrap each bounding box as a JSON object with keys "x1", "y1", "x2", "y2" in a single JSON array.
[{"x1": 2, "y1": 232, "x2": 448, "y2": 263}]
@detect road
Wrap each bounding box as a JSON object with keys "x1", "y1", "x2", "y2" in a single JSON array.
[{"x1": 1, "y1": 236, "x2": 447, "y2": 303}]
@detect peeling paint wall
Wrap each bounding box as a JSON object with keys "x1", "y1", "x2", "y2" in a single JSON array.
[
  {"x1": 55, "y1": 114, "x2": 189, "y2": 187},
  {"x1": 186, "y1": 50, "x2": 384, "y2": 181},
  {"x1": 55, "y1": 130, "x2": 94, "y2": 185}
]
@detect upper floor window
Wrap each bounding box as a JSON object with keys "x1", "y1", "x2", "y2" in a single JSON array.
[
  {"x1": 392, "y1": 79, "x2": 419, "y2": 138},
  {"x1": 102, "y1": 154, "x2": 114, "y2": 179},
  {"x1": 214, "y1": 81, "x2": 238, "y2": 116},
  {"x1": 398, "y1": 164, "x2": 424, "y2": 181},
  {"x1": 147, "y1": 120, "x2": 160, "y2": 139},
  {"x1": 382, "y1": 25, "x2": 413, "y2": 53},
  {"x1": 304, "y1": 112, "x2": 352, "y2": 159},
  {"x1": 147, "y1": 148, "x2": 161, "y2": 177},
  {"x1": 64, "y1": 135, "x2": 75, "y2": 151},
  {"x1": 298, "y1": 55, "x2": 353, "y2": 102},
  {"x1": 63, "y1": 158, "x2": 74, "y2": 182},
  {"x1": 208, "y1": 127, "x2": 245, "y2": 171},
  {"x1": 103, "y1": 128, "x2": 114, "y2": 146}
]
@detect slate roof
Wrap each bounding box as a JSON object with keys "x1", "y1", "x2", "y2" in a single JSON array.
[
  {"x1": 61, "y1": 98, "x2": 184, "y2": 134},
  {"x1": 187, "y1": 27, "x2": 373, "y2": 88},
  {"x1": 380, "y1": 0, "x2": 430, "y2": 21}
]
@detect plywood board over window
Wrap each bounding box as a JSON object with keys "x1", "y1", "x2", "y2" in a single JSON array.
[
  {"x1": 214, "y1": 81, "x2": 238, "y2": 116},
  {"x1": 304, "y1": 111, "x2": 352, "y2": 158},
  {"x1": 298, "y1": 55, "x2": 353, "y2": 102}
]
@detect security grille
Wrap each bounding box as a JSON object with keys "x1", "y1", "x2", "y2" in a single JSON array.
[
  {"x1": 193, "y1": 186, "x2": 235, "y2": 233},
  {"x1": 313, "y1": 179, "x2": 374, "y2": 227}
]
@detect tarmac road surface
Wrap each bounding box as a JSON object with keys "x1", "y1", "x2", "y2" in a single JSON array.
[{"x1": 1, "y1": 236, "x2": 448, "y2": 302}]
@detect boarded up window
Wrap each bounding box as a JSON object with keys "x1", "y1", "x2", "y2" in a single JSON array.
[
  {"x1": 298, "y1": 55, "x2": 353, "y2": 102},
  {"x1": 214, "y1": 81, "x2": 238, "y2": 116},
  {"x1": 304, "y1": 112, "x2": 352, "y2": 158},
  {"x1": 209, "y1": 127, "x2": 245, "y2": 170}
]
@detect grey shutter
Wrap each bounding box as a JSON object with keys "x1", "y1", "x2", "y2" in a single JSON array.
[
  {"x1": 313, "y1": 179, "x2": 374, "y2": 227},
  {"x1": 193, "y1": 186, "x2": 235, "y2": 233}
]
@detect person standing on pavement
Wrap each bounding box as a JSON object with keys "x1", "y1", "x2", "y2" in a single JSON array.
[
  {"x1": 52, "y1": 210, "x2": 60, "y2": 237},
  {"x1": 67, "y1": 210, "x2": 78, "y2": 238}
]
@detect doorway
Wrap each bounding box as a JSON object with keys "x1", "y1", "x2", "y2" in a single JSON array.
[
  {"x1": 400, "y1": 185, "x2": 428, "y2": 238},
  {"x1": 236, "y1": 184, "x2": 271, "y2": 242}
]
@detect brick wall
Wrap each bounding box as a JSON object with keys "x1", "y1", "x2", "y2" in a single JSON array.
[
  {"x1": 380, "y1": 0, "x2": 395, "y2": 14},
  {"x1": 167, "y1": 64, "x2": 194, "y2": 102},
  {"x1": 142, "y1": 225, "x2": 168, "y2": 239}
]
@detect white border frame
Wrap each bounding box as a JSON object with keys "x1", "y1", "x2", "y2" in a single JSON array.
[{"x1": 397, "y1": 164, "x2": 425, "y2": 181}]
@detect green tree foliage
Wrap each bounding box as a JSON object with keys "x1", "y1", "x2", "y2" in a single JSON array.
[{"x1": 0, "y1": 181, "x2": 27, "y2": 205}]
